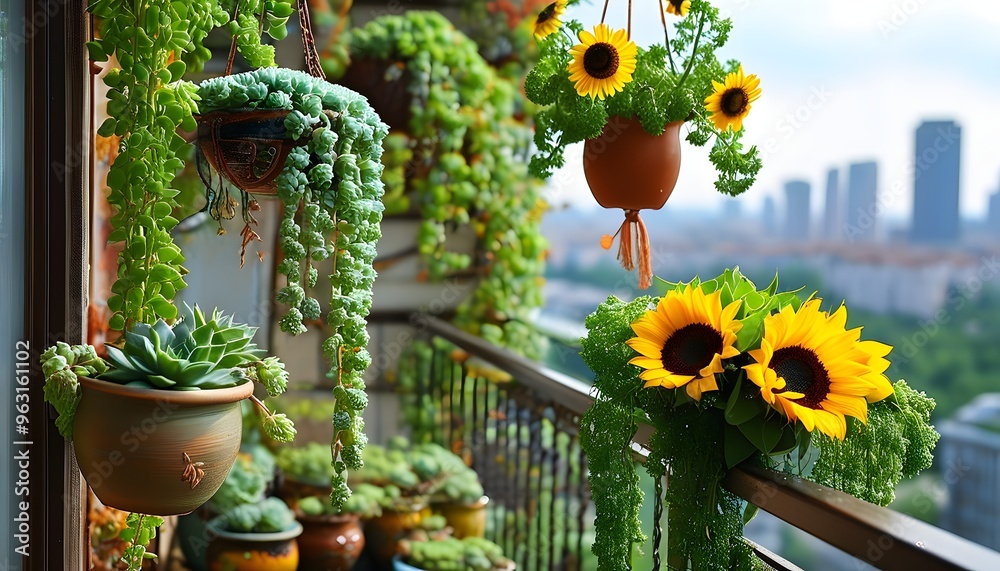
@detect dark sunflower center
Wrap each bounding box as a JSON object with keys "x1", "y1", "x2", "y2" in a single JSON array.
[
  {"x1": 771, "y1": 346, "x2": 831, "y2": 409},
  {"x1": 720, "y1": 87, "x2": 749, "y2": 116},
  {"x1": 669, "y1": 0, "x2": 685, "y2": 9},
  {"x1": 583, "y1": 43, "x2": 619, "y2": 79},
  {"x1": 660, "y1": 323, "x2": 723, "y2": 376},
  {"x1": 537, "y1": 2, "x2": 557, "y2": 24}
]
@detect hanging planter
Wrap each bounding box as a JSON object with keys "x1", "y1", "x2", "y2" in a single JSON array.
[
  {"x1": 337, "y1": 57, "x2": 413, "y2": 132},
  {"x1": 525, "y1": 0, "x2": 764, "y2": 288},
  {"x1": 41, "y1": 305, "x2": 297, "y2": 517}
]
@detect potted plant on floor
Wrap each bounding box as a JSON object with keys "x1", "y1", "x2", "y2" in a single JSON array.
[
  {"x1": 206, "y1": 496, "x2": 303, "y2": 571},
  {"x1": 395, "y1": 518, "x2": 514, "y2": 571},
  {"x1": 414, "y1": 443, "x2": 489, "y2": 539},
  {"x1": 275, "y1": 442, "x2": 337, "y2": 508},
  {"x1": 579, "y1": 268, "x2": 940, "y2": 570},
  {"x1": 295, "y1": 489, "x2": 379, "y2": 570},
  {"x1": 41, "y1": 304, "x2": 295, "y2": 517},
  {"x1": 525, "y1": 0, "x2": 762, "y2": 288}
]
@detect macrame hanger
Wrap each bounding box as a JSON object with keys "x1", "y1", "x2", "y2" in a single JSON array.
[
  {"x1": 223, "y1": 0, "x2": 326, "y2": 79},
  {"x1": 601, "y1": 210, "x2": 652, "y2": 290},
  {"x1": 599, "y1": 0, "x2": 634, "y2": 40}
]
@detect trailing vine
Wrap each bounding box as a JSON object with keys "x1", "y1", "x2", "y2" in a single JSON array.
[{"x1": 197, "y1": 67, "x2": 388, "y2": 509}]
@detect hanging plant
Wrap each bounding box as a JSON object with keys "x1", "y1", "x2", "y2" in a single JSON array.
[
  {"x1": 525, "y1": 0, "x2": 762, "y2": 288},
  {"x1": 579, "y1": 268, "x2": 940, "y2": 570},
  {"x1": 342, "y1": 11, "x2": 548, "y2": 356},
  {"x1": 197, "y1": 66, "x2": 388, "y2": 510}
]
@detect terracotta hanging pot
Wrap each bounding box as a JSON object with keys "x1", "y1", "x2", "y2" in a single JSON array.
[
  {"x1": 338, "y1": 58, "x2": 414, "y2": 131},
  {"x1": 72, "y1": 377, "x2": 252, "y2": 516},
  {"x1": 194, "y1": 109, "x2": 301, "y2": 195},
  {"x1": 297, "y1": 513, "x2": 366, "y2": 571},
  {"x1": 583, "y1": 117, "x2": 684, "y2": 289},
  {"x1": 206, "y1": 523, "x2": 303, "y2": 571}
]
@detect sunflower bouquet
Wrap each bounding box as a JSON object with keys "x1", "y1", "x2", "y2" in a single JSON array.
[
  {"x1": 580, "y1": 268, "x2": 940, "y2": 570},
  {"x1": 525, "y1": 0, "x2": 762, "y2": 192}
]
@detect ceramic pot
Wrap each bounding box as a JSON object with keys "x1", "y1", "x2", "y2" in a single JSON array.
[
  {"x1": 338, "y1": 58, "x2": 413, "y2": 131},
  {"x1": 297, "y1": 514, "x2": 365, "y2": 571},
  {"x1": 582, "y1": 117, "x2": 684, "y2": 211},
  {"x1": 194, "y1": 108, "x2": 299, "y2": 195},
  {"x1": 392, "y1": 555, "x2": 516, "y2": 571},
  {"x1": 206, "y1": 523, "x2": 303, "y2": 571},
  {"x1": 364, "y1": 504, "x2": 430, "y2": 567},
  {"x1": 276, "y1": 475, "x2": 333, "y2": 511},
  {"x1": 432, "y1": 496, "x2": 489, "y2": 539},
  {"x1": 72, "y1": 377, "x2": 251, "y2": 516}
]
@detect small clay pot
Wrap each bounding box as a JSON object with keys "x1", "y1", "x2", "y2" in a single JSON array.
[
  {"x1": 338, "y1": 58, "x2": 413, "y2": 131},
  {"x1": 206, "y1": 523, "x2": 303, "y2": 571},
  {"x1": 363, "y1": 504, "x2": 430, "y2": 567},
  {"x1": 194, "y1": 108, "x2": 298, "y2": 195},
  {"x1": 432, "y1": 495, "x2": 489, "y2": 539},
  {"x1": 72, "y1": 377, "x2": 252, "y2": 516},
  {"x1": 297, "y1": 513, "x2": 365, "y2": 571},
  {"x1": 583, "y1": 117, "x2": 684, "y2": 211}
]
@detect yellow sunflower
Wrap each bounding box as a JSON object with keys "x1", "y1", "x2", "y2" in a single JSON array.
[
  {"x1": 743, "y1": 300, "x2": 895, "y2": 440},
  {"x1": 534, "y1": 1, "x2": 567, "y2": 40},
  {"x1": 626, "y1": 285, "x2": 742, "y2": 401},
  {"x1": 704, "y1": 65, "x2": 762, "y2": 132},
  {"x1": 567, "y1": 24, "x2": 638, "y2": 100},
  {"x1": 665, "y1": 0, "x2": 691, "y2": 17}
]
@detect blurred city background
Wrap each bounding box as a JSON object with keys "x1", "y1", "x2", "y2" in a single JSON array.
[{"x1": 537, "y1": 1, "x2": 1000, "y2": 568}]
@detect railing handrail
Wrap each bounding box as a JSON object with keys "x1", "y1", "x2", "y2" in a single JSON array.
[{"x1": 419, "y1": 315, "x2": 1000, "y2": 571}]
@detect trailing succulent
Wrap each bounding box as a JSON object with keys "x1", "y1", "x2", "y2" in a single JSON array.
[
  {"x1": 40, "y1": 304, "x2": 296, "y2": 443},
  {"x1": 525, "y1": 0, "x2": 761, "y2": 196},
  {"x1": 400, "y1": 535, "x2": 513, "y2": 571},
  {"x1": 197, "y1": 66, "x2": 388, "y2": 510},
  {"x1": 209, "y1": 496, "x2": 298, "y2": 533},
  {"x1": 345, "y1": 12, "x2": 548, "y2": 356}
]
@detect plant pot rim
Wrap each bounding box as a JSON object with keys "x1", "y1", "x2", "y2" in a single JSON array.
[
  {"x1": 296, "y1": 512, "x2": 362, "y2": 525},
  {"x1": 392, "y1": 554, "x2": 514, "y2": 571},
  {"x1": 193, "y1": 107, "x2": 293, "y2": 120},
  {"x1": 593, "y1": 116, "x2": 685, "y2": 139},
  {"x1": 78, "y1": 376, "x2": 253, "y2": 405},
  {"x1": 432, "y1": 495, "x2": 489, "y2": 509},
  {"x1": 210, "y1": 521, "x2": 303, "y2": 542}
]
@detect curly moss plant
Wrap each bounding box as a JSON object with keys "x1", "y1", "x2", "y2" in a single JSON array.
[
  {"x1": 346, "y1": 12, "x2": 547, "y2": 355},
  {"x1": 198, "y1": 67, "x2": 387, "y2": 510},
  {"x1": 525, "y1": 0, "x2": 761, "y2": 196},
  {"x1": 580, "y1": 270, "x2": 940, "y2": 570}
]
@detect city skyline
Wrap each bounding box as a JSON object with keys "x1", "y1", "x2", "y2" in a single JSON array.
[{"x1": 911, "y1": 120, "x2": 962, "y2": 244}]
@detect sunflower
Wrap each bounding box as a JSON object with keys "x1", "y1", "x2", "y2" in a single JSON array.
[
  {"x1": 665, "y1": 0, "x2": 691, "y2": 17},
  {"x1": 567, "y1": 24, "x2": 638, "y2": 100},
  {"x1": 626, "y1": 285, "x2": 742, "y2": 401},
  {"x1": 533, "y1": 1, "x2": 567, "y2": 40},
  {"x1": 743, "y1": 300, "x2": 895, "y2": 440},
  {"x1": 704, "y1": 65, "x2": 762, "y2": 132}
]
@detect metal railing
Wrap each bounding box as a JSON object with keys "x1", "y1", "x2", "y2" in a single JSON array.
[{"x1": 393, "y1": 315, "x2": 1000, "y2": 571}]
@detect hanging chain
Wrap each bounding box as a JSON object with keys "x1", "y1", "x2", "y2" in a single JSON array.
[{"x1": 297, "y1": 0, "x2": 326, "y2": 79}]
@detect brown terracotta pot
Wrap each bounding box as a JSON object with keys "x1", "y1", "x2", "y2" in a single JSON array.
[
  {"x1": 364, "y1": 504, "x2": 430, "y2": 567},
  {"x1": 338, "y1": 58, "x2": 413, "y2": 131},
  {"x1": 206, "y1": 523, "x2": 302, "y2": 571},
  {"x1": 432, "y1": 496, "x2": 489, "y2": 539},
  {"x1": 583, "y1": 117, "x2": 684, "y2": 211},
  {"x1": 72, "y1": 377, "x2": 252, "y2": 516},
  {"x1": 297, "y1": 514, "x2": 365, "y2": 571},
  {"x1": 194, "y1": 109, "x2": 299, "y2": 195}
]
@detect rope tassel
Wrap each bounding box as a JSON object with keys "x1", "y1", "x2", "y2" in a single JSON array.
[{"x1": 600, "y1": 209, "x2": 653, "y2": 289}]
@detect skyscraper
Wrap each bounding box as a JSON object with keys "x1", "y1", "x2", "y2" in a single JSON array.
[
  {"x1": 784, "y1": 181, "x2": 811, "y2": 241},
  {"x1": 823, "y1": 168, "x2": 840, "y2": 240},
  {"x1": 911, "y1": 120, "x2": 962, "y2": 244},
  {"x1": 845, "y1": 161, "x2": 878, "y2": 243},
  {"x1": 989, "y1": 191, "x2": 1000, "y2": 236},
  {"x1": 762, "y1": 195, "x2": 776, "y2": 235}
]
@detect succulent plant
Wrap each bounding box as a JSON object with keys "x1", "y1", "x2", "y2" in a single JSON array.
[
  {"x1": 210, "y1": 496, "x2": 297, "y2": 534},
  {"x1": 39, "y1": 343, "x2": 109, "y2": 439},
  {"x1": 400, "y1": 536, "x2": 512, "y2": 571}
]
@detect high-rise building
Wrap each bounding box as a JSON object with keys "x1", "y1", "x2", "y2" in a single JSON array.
[
  {"x1": 762, "y1": 195, "x2": 776, "y2": 235},
  {"x1": 784, "y1": 181, "x2": 811, "y2": 240},
  {"x1": 845, "y1": 161, "x2": 878, "y2": 242},
  {"x1": 990, "y1": 191, "x2": 1000, "y2": 235},
  {"x1": 823, "y1": 168, "x2": 840, "y2": 240},
  {"x1": 911, "y1": 120, "x2": 962, "y2": 244}
]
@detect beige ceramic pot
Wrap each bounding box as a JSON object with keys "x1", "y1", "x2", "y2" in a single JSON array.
[
  {"x1": 583, "y1": 117, "x2": 684, "y2": 211},
  {"x1": 432, "y1": 495, "x2": 489, "y2": 539},
  {"x1": 72, "y1": 376, "x2": 252, "y2": 516}
]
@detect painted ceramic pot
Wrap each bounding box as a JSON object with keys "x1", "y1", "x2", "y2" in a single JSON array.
[
  {"x1": 583, "y1": 117, "x2": 684, "y2": 211},
  {"x1": 206, "y1": 523, "x2": 302, "y2": 571},
  {"x1": 297, "y1": 513, "x2": 365, "y2": 571},
  {"x1": 432, "y1": 495, "x2": 489, "y2": 539},
  {"x1": 194, "y1": 108, "x2": 298, "y2": 195},
  {"x1": 72, "y1": 377, "x2": 251, "y2": 516}
]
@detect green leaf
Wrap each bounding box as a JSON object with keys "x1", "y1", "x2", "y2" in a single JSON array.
[
  {"x1": 723, "y1": 373, "x2": 764, "y2": 426},
  {"x1": 724, "y1": 423, "x2": 757, "y2": 469},
  {"x1": 742, "y1": 503, "x2": 759, "y2": 525},
  {"x1": 86, "y1": 41, "x2": 108, "y2": 62},
  {"x1": 760, "y1": 416, "x2": 787, "y2": 454},
  {"x1": 167, "y1": 60, "x2": 187, "y2": 82}
]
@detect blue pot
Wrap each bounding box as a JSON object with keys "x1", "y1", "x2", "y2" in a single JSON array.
[{"x1": 392, "y1": 555, "x2": 423, "y2": 571}]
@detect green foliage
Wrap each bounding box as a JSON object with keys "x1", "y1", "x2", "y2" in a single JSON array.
[
  {"x1": 526, "y1": 0, "x2": 762, "y2": 196},
  {"x1": 39, "y1": 343, "x2": 108, "y2": 439},
  {"x1": 119, "y1": 513, "x2": 164, "y2": 569},
  {"x1": 348, "y1": 12, "x2": 548, "y2": 356},
  {"x1": 277, "y1": 442, "x2": 337, "y2": 486},
  {"x1": 298, "y1": 486, "x2": 382, "y2": 519},
  {"x1": 199, "y1": 66, "x2": 387, "y2": 510},
  {"x1": 219, "y1": 0, "x2": 294, "y2": 68},
  {"x1": 209, "y1": 450, "x2": 275, "y2": 514},
  {"x1": 211, "y1": 496, "x2": 297, "y2": 533},
  {"x1": 402, "y1": 536, "x2": 512, "y2": 571},
  {"x1": 811, "y1": 381, "x2": 939, "y2": 506}
]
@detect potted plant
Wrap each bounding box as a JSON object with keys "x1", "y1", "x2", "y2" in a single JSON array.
[
  {"x1": 40, "y1": 304, "x2": 295, "y2": 516},
  {"x1": 339, "y1": 12, "x2": 548, "y2": 356},
  {"x1": 295, "y1": 491, "x2": 377, "y2": 571},
  {"x1": 525, "y1": 0, "x2": 762, "y2": 288},
  {"x1": 579, "y1": 268, "x2": 941, "y2": 569},
  {"x1": 206, "y1": 496, "x2": 303, "y2": 571},
  {"x1": 395, "y1": 523, "x2": 514, "y2": 571},
  {"x1": 275, "y1": 442, "x2": 339, "y2": 509},
  {"x1": 412, "y1": 443, "x2": 489, "y2": 539}
]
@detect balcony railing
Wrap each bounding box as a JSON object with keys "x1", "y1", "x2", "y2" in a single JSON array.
[{"x1": 381, "y1": 314, "x2": 1000, "y2": 571}]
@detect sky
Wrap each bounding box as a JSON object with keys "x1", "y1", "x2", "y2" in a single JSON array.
[{"x1": 544, "y1": 0, "x2": 1000, "y2": 222}]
